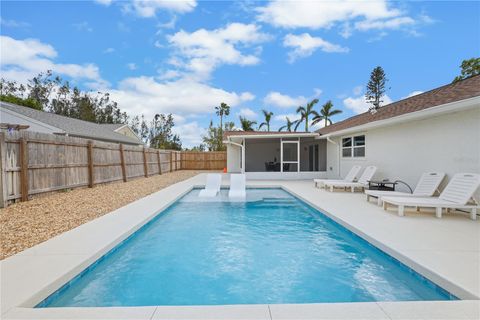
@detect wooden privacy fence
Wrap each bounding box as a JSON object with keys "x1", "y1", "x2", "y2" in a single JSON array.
[{"x1": 0, "y1": 131, "x2": 226, "y2": 207}]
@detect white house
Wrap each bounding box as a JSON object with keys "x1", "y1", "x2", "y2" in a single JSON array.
[{"x1": 224, "y1": 75, "x2": 480, "y2": 196}]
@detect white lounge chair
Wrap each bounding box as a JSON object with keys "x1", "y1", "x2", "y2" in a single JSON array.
[
  {"x1": 198, "y1": 173, "x2": 222, "y2": 197},
  {"x1": 324, "y1": 166, "x2": 377, "y2": 192},
  {"x1": 365, "y1": 172, "x2": 445, "y2": 206},
  {"x1": 382, "y1": 173, "x2": 480, "y2": 220},
  {"x1": 229, "y1": 174, "x2": 246, "y2": 199},
  {"x1": 314, "y1": 165, "x2": 361, "y2": 188}
]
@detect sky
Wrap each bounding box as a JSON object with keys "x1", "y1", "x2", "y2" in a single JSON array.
[{"x1": 1, "y1": 0, "x2": 479, "y2": 147}]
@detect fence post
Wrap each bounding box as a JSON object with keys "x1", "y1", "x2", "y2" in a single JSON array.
[
  {"x1": 119, "y1": 144, "x2": 127, "y2": 182},
  {"x1": 143, "y1": 148, "x2": 148, "y2": 178},
  {"x1": 19, "y1": 137, "x2": 29, "y2": 201},
  {"x1": 170, "y1": 151, "x2": 173, "y2": 172},
  {"x1": 0, "y1": 132, "x2": 7, "y2": 207},
  {"x1": 157, "y1": 150, "x2": 162, "y2": 175},
  {"x1": 87, "y1": 141, "x2": 94, "y2": 188}
]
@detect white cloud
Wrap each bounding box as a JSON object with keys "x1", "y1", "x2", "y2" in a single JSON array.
[
  {"x1": 72, "y1": 21, "x2": 93, "y2": 32},
  {"x1": 172, "y1": 121, "x2": 206, "y2": 147},
  {"x1": 402, "y1": 91, "x2": 423, "y2": 99},
  {"x1": 355, "y1": 16, "x2": 415, "y2": 31},
  {"x1": 123, "y1": 0, "x2": 197, "y2": 18},
  {"x1": 0, "y1": 17, "x2": 30, "y2": 28},
  {"x1": 166, "y1": 23, "x2": 270, "y2": 80},
  {"x1": 127, "y1": 63, "x2": 137, "y2": 70},
  {"x1": 108, "y1": 76, "x2": 254, "y2": 121},
  {"x1": 283, "y1": 33, "x2": 348, "y2": 62},
  {"x1": 264, "y1": 89, "x2": 321, "y2": 109},
  {"x1": 353, "y1": 85, "x2": 363, "y2": 95},
  {"x1": 237, "y1": 108, "x2": 258, "y2": 118},
  {"x1": 94, "y1": 0, "x2": 112, "y2": 5},
  {"x1": 0, "y1": 36, "x2": 106, "y2": 86},
  {"x1": 256, "y1": 0, "x2": 417, "y2": 36},
  {"x1": 273, "y1": 113, "x2": 301, "y2": 122},
  {"x1": 103, "y1": 47, "x2": 115, "y2": 54},
  {"x1": 343, "y1": 94, "x2": 392, "y2": 114}
]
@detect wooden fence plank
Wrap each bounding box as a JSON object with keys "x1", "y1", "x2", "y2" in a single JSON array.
[
  {"x1": 0, "y1": 132, "x2": 7, "y2": 207},
  {"x1": 19, "y1": 137, "x2": 29, "y2": 201},
  {"x1": 143, "y1": 147, "x2": 148, "y2": 178},
  {"x1": 87, "y1": 141, "x2": 94, "y2": 188},
  {"x1": 119, "y1": 144, "x2": 127, "y2": 182}
]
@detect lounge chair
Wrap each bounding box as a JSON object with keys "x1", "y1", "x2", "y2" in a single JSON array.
[
  {"x1": 324, "y1": 166, "x2": 377, "y2": 192},
  {"x1": 382, "y1": 173, "x2": 480, "y2": 220},
  {"x1": 365, "y1": 172, "x2": 445, "y2": 205},
  {"x1": 229, "y1": 174, "x2": 246, "y2": 199},
  {"x1": 314, "y1": 165, "x2": 361, "y2": 188},
  {"x1": 198, "y1": 173, "x2": 222, "y2": 197}
]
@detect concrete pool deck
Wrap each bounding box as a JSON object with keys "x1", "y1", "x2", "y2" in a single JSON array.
[{"x1": 1, "y1": 173, "x2": 479, "y2": 319}]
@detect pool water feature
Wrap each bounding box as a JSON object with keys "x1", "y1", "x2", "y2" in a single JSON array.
[{"x1": 38, "y1": 188, "x2": 455, "y2": 307}]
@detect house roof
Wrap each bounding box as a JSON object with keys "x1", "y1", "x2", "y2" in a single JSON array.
[
  {"x1": 318, "y1": 75, "x2": 480, "y2": 135},
  {"x1": 0, "y1": 101, "x2": 142, "y2": 145},
  {"x1": 224, "y1": 131, "x2": 318, "y2": 140}
]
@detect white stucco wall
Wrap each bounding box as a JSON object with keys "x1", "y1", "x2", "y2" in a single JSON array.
[
  {"x1": 226, "y1": 144, "x2": 242, "y2": 173},
  {"x1": 326, "y1": 107, "x2": 480, "y2": 197}
]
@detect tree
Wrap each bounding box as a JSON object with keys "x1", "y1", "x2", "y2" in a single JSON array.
[
  {"x1": 278, "y1": 117, "x2": 297, "y2": 132},
  {"x1": 453, "y1": 57, "x2": 480, "y2": 83},
  {"x1": 258, "y1": 109, "x2": 273, "y2": 131},
  {"x1": 239, "y1": 116, "x2": 256, "y2": 131},
  {"x1": 365, "y1": 66, "x2": 388, "y2": 111},
  {"x1": 215, "y1": 102, "x2": 230, "y2": 133},
  {"x1": 202, "y1": 121, "x2": 225, "y2": 151},
  {"x1": 295, "y1": 98, "x2": 319, "y2": 132},
  {"x1": 149, "y1": 113, "x2": 182, "y2": 150},
  {"x1": 312, "y1": 100, "x2": 342, "y2": 127}
]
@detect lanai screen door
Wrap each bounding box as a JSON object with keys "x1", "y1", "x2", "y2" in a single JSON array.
[{"x1": 280, "y1": 139, "x2": 299, "y2": 172}]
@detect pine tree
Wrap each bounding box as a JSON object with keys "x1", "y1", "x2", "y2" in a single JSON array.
[{"x1": 365, "y1": 66, "x2": 388, "y2": 112}]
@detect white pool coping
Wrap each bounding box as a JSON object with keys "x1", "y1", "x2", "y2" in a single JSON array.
[{"x1": 1, "y1": 173, "x2": 479, "y2": 319}]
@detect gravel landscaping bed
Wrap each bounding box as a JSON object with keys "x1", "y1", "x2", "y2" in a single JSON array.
[{"x1": 0, "y1": 170, "x2": 209, "y2": 260}]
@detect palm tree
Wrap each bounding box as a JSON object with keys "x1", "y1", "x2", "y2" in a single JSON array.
[
  {"x1": 295, "y1": 98, "x2": 319, "y2": 132},
  {"x1": 312, "y1": 100, "x2": 343, "y2": 127},
  {"x1": 278, "y1": 117, "x2": 297, "y2": 132},
  {"x1": 239, "y1": 116, "x2": 257, "y2": 131},
  {"x1": 258, "y1": 109, "x2": 273, "y2": 131},
  {"x1": 215, "y1": 102, "x2": 230, "y2": 132}
]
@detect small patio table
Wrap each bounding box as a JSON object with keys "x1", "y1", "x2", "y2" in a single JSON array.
[{"x1": 368, "y1": 180, "x2": 397, "y2": 191}]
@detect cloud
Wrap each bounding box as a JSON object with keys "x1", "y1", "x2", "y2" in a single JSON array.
[
  {"x1": 166, "y1": 23, "x2": 270, "y2": 80},
  {"x1": 237, "y1": 108, "x2": 258, "y2": 119},
  {"x1": 108, "y1": 76, "x2": 255, "y2": 121},
  {"x1": 353, "y1": 85, "x2": 363, "y2": 95},
  {"x1": 172, "y1": 121, "x2": 206, "y2": 147},
  {"x1": 103, "y1": 47, "x2": 115, "y2": 54},
  {"x1": 0, "y1": 36, "x2": 106, "y2": 87},
  {"x1": 402, "y1": 91, "x2": 423, "y2": 99},
  {"x1": 355, "y1": 16, "x2": 415, "y2": 31},
  {"x1": 94, "y1": 0, "x2": 112, "y2": 5},
  {"x1": 256, "y1": 0, "x2": 417, "y2": 36},
  {"x1": 0, "y1": 17, "x2": 30, "y2": 28},
  {"x1": 123, "y1": 0, "x2": 197, "y2": 18},
  {"x1": 343, "y1": 94, "x2": 392, "y2": 114},
  {"x1": 127, "y1": 63, "x2": 137, "y2": 70},
  {"x1": 263, "y1": 89, "x2": 321, "y2": 109},
  {"x1": 72, "y1": 21, "x2": 93, "y2": 32},
  {"x1": 283, "y1": 33, "x2": 348, "y2": 62}
]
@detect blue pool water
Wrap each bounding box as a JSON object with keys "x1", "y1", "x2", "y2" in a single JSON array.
[{"x1": 38, "y1": 188, "x2": 455, "y2": 307}]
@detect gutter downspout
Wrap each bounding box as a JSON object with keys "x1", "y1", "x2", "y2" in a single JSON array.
[{"x1": 326, "y1": 136, "x2": 341, "y2": 178}]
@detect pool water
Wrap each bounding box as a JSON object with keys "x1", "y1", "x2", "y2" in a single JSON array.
[{"x1": 38, "y1": 189, "x2": 455, "y2": 307}]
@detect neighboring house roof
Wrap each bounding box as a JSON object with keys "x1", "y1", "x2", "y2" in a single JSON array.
[
  {"x1": 0, "y1": 101, "x2": 143, "y2": 145},
  {"x1": 101, "y1": 123, "x2": 127, "y2": 131},
  {"x1": 318, "y1": 75, "x2": 480, "y2": 135}
]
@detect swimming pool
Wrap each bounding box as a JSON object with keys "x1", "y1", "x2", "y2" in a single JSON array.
[{"x1": 38, "y1": 188, "x2": 455, "y2": 307}]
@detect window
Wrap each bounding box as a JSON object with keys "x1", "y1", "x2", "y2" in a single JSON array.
[{"x1": 342, "y1": 135, "x2": 365, "y2": 158}]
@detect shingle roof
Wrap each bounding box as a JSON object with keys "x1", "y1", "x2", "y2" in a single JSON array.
[
  {"x1": 100, "y1": 123, "x2": 126, "y2": 130},
  {"x1": 318, "y1": 75, "x2": 480, "y2": 135},
  {"x1": 224, "y1": 131, "x2": 314, "y2": 138},
  {"x1": 0, "y1": 102, "x2": 142, "y2": 145}
]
